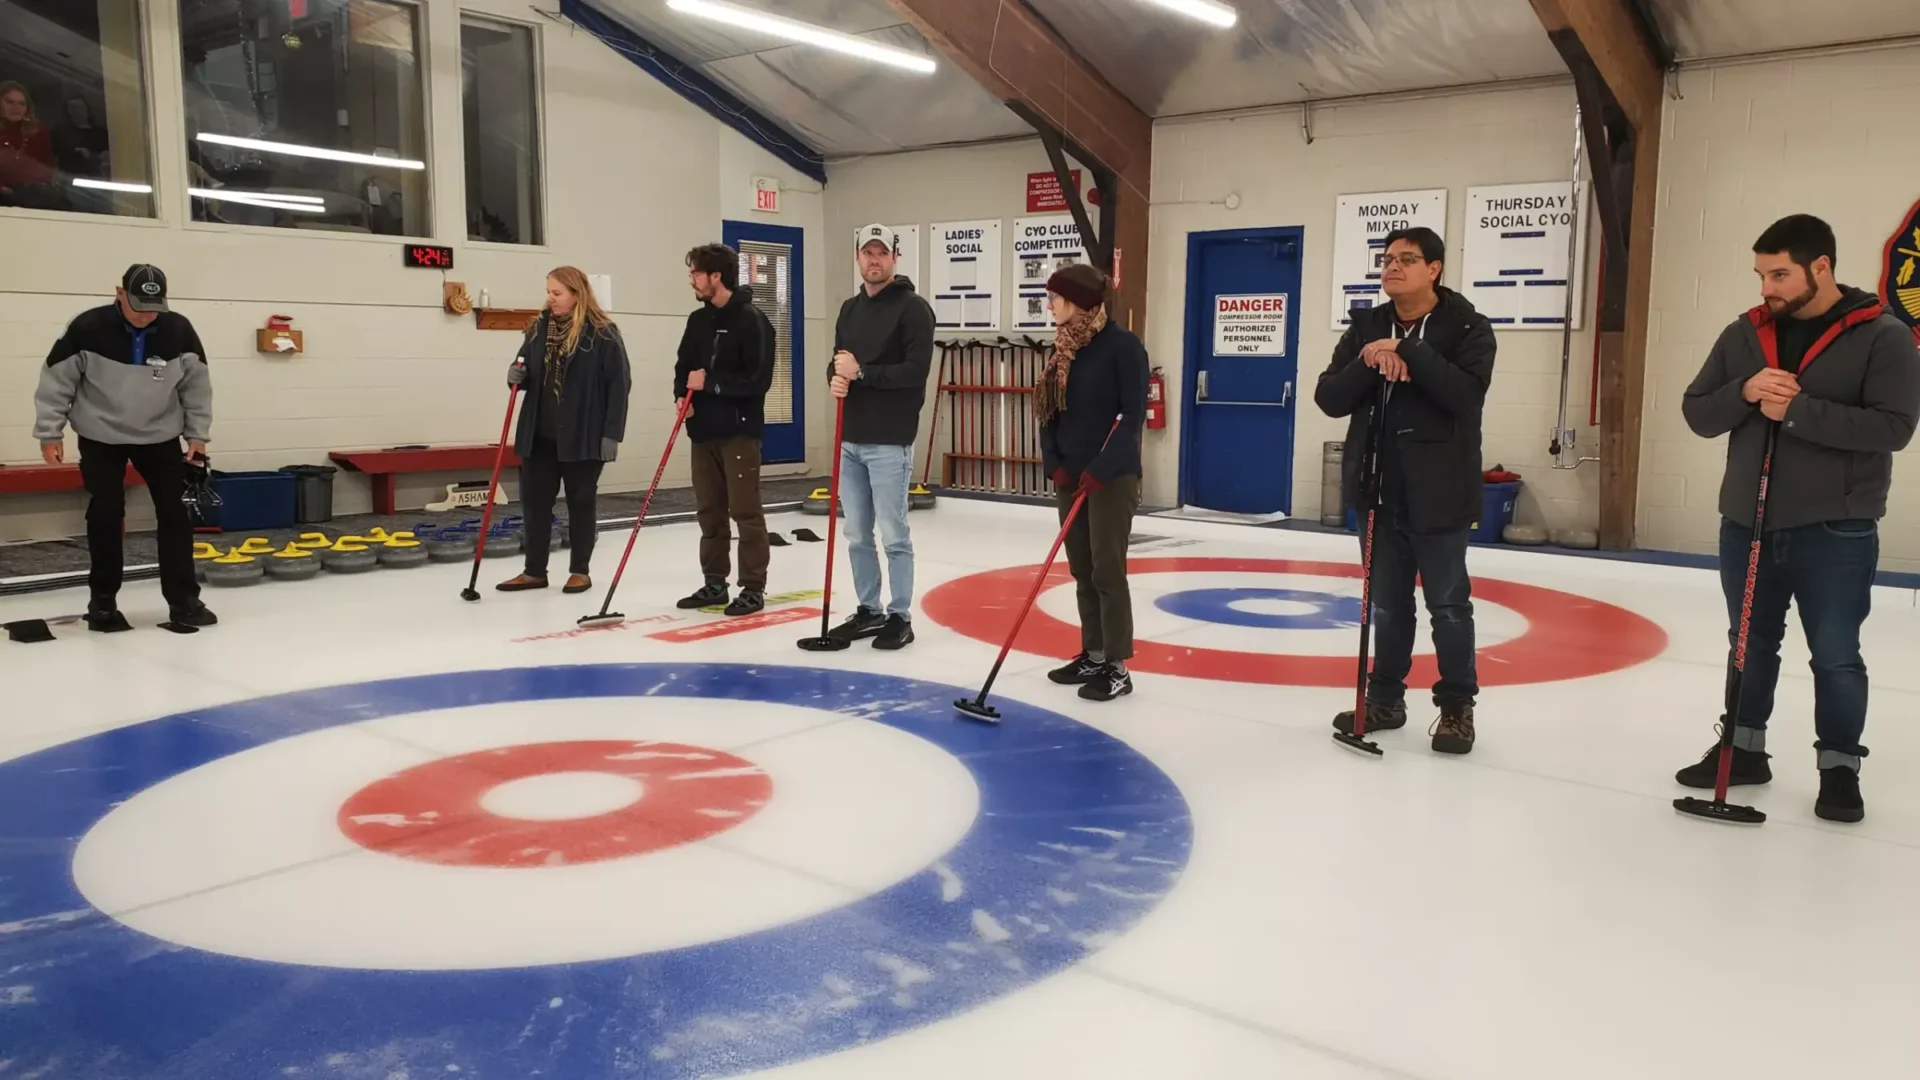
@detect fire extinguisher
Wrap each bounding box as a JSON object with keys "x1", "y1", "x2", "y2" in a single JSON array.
[{"x1": 1145, "y1": 367, "x2": 1167, "y2": 430}]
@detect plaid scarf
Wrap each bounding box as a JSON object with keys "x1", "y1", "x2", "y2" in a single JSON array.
[
  {"x1": 1035, "y1": 306, "x2": 1106, "y2": 426},
  {"x1": 543, "y1": 313, "x2": 572, "y2": 404}
]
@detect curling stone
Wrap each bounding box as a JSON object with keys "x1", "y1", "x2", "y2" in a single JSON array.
[
  {"x1": 1552, "y1": 527, "x2": 1600, "y2": 550},
  {"x1": 552, "y1": 516, "x2": 570, "y2": 550},
  {"x1": 379, "y1": 537, "x2": 430, "y2": 568},
  {"x1": 194, "y1": 542, "x2": 224, "y2": 582},
  {"x1": 265, "y1": 544, "x2": 322, "y2": 581},
  {"x1": 801, "y1": 487, "x2": 842, "y2": 517},
  {"x1": 1502, "y1": 522, "x2": 1550, "y2": 546},
  {"x1": 322, "y1": 540, "x2": 380, "y2": 574},
  {"x1": 424, "y1": 528, "x2": 478, "y2": 564},
  {"x1": 362, "y1": 527, "x2": 397, "y2": 544},
  {"x1": 204, "y1": 550, "x2": 265, "y2": 587},
  {"x1": 909, "y1": 483, "x2": 938, "y2": 510},
  {"x1": 481, "y1": 528, "x2": 522, "y2": 558},
  {"x1": 235, "y1": 537, "x2": 277, "y2": 556},
  {"x1": 293, "y1": 532, "x2": 332, "y2": 550}
]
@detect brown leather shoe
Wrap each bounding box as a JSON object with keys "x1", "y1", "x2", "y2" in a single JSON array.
[
  {"x1": 562, "y1": 574, "x2": 593, "y2": 595},
  {"x1": 495, "y1": 574, "x2": 548, "y2": 592}
]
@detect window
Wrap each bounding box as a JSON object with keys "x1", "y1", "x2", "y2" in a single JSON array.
[
  {"x1": 461, "y1": 16, "x2": 541, "y2": 245},
  {"x1": 0, "y1": 0, "x2": 154, "y2": 217},
  {"x1": 179, "y1": 0, "x2": 429, "y2": 236}
]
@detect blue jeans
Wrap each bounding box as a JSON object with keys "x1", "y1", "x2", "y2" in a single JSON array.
[
  {"x1": 1719, "y1": 517, "x2": 1876, "y2": 769},
  {"x1": 839, "y1": 443, "x2": 915, "y2": 618},
  {"x1": 1360, "y1": 505, "x2": 1478, "y2": 708}
]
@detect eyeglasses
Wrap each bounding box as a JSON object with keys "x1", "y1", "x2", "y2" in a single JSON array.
[{"x1": 1382, "y1": 253, "x2": 1427, "y2": 268}]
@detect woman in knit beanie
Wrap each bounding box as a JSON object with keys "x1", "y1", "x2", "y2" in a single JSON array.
[{"x1": 1035, "y1": 262, "x2": 1151, "y2": 702}]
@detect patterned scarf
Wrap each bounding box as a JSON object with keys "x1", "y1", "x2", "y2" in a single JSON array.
[
  {"x1": 1035, "y1": 306, "x2": 1106, "y2": 426},
  {"x1": 543, "y1": 313, "x2": 573, "y2": 404}
]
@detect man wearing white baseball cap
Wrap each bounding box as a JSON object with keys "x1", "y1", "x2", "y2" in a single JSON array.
[
  {"x1": 34, "y1": 264, "x2": 217, "y2": 631},
  {"x1": 823, "y1": 224, "x2": 936, "y2": 650}
]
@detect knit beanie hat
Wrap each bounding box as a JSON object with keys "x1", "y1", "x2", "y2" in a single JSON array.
[{"x1": 1045, "y1": 262, "x2": 1109, "y2": 311}]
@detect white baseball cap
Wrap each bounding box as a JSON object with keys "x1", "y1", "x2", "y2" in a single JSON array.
[{"x1": 856, "y1": 223, "x2": 898, "y2": 253}]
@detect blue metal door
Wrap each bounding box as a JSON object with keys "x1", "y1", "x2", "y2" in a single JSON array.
[
  {"x1": 722, "y1": 220, "x2": 805, "y2": 464},
  {"x1": 1179, "y1": 227, "x2": 1304, "y2": 514}
]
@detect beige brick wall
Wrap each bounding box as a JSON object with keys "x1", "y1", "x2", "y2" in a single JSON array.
[
  {"x1": 0, "y1": 0, "x2": 829, "y2": 546},
  {"x1": 1641, "y1": 45, "x2": 1920, "y2": 570},
  {"x1": 1147, "y1": 84, "x2": 1603, "y2": 528}
]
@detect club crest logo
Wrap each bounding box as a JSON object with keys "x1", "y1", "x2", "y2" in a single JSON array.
[
  {"x1": 142, "y1": 281, "x2": 161, "y2": 295},
  {"x1": 1882, "y1": 196, "x2": 1920, "y2": 333}
]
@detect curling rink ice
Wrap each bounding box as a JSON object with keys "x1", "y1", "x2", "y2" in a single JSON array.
[{"x1": 4, "y1": 496, "x2": 1919, "y2": 1080}]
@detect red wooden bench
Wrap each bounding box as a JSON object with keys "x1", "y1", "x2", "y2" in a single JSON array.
[
  {"x1": 329, "y1": 445, "x2": 521, "y2": 515},
  {"x1": 0, "y1": 462, "x2": 145, "y2": 494}
]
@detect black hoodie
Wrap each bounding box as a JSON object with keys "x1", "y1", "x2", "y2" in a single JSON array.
[
  {"x1": 1314, "y1": 286, "x2": 1497, "y2": 534},
  {"x1": 830, "y1": 276, "x2": 936, "y2": 446},
  {"x1": 674, "y1": 285, "x2": 775, "y2": 443}
]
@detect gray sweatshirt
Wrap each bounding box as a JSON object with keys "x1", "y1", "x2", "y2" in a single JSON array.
[
  {"x1": 1683, "y1": 287, "x2": 1920, "y2": 531},
  {"x1": 35, "y1": 304, "x2": 212, "y2": 447}
]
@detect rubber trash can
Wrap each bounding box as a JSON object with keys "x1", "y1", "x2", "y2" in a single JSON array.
[
  {"x1": 1320, "y1": 442, "x2": 1345, "y2": 526},
  {"x1": 1473, "y1": 481, "x2": 1521, "y2": 543},
  {"x1": 280, "y1": 464, "x2": 338, "y2": 525}
]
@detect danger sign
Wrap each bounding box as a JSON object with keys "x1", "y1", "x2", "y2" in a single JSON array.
[{"x1": 1213, "y1": 293, "x2": 1288, "y2": 356}]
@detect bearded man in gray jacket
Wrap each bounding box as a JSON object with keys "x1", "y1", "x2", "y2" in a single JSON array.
[{"x1": 1675, "y1": 214, "x2": 1920, "y2": 824}]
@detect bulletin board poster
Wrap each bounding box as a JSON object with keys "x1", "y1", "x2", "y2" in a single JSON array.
[
  {"x1": 1461, "y1": 181, "x2": 1587, "y2": 329},
  {"x1": 929, "y1": 219, "x2": 1002, "y2": 333},
  {"x1": 853, "y1": 224, "x2": 921, "y2": 299},
  {"x1": 1012, "y1": 214, "x2": 1088, "y2": 331},
  {"x1": 1330, "y1": 189, "x2": 1448, "y2": 328}
]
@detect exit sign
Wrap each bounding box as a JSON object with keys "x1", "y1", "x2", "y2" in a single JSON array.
[{"x1": 753, "y1": 176, "x2": 781, "y2": 213}]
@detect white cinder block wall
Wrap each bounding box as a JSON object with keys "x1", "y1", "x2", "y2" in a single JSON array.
[
  {"x1": 1639, "y1": 44, "x2": 1920, "y2": 571},
  {"x1": 1146, "y1": 84, "x2": 1603, "y2": 523},
  {"x1": 0, "y1": 0, "x2": 827, "y2": 545}
]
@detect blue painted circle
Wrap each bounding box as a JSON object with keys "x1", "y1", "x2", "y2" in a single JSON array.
[
  {"x1": 1154, "y1": 587, "x2": 1363, "y2": 630},
  {"x1": 0, "y1": 664, "x2": 1191, "y2": 1079}
]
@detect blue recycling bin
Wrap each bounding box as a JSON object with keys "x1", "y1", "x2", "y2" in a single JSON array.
[{"x1": 1473, "y1": 481, "x2": 1521, "y2": 543}]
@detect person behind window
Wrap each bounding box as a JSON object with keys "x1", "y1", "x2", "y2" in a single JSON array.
[
  {"x1": 55, "y1": 96, "x2": 109, "y2": 178},
  {"x1": 497, "y1": 268, "x2": 631, "y2": 595},
  {"x1": 34, "y1": 265, "x2": 217, "y2": 632},
  {"x1": 0, "y1": 81, "x2": 56, "y2": 205}
]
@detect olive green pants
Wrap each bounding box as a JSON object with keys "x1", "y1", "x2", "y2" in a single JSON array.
[{"x1": 1055, "y1": 473, "x2": 1139, "y2": 661}]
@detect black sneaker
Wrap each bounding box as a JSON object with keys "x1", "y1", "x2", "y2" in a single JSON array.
[
  {"x1": 85, "y1": 596, "x2": 133, "y2": 633},
  {"x1": 827, "y1": 608, "x2": 887, "y2": 642},
  {"x1": 1078, "y1": 663, "x2": 1133, "y2": 701},
  {"x1": 1815, "y1": 766, "x2": 1864, "y2": 823},
  {"x1": 1048, "y1": 653, "x2": 1104, "y2": 685},
  {"x1": 677, "y1": 582, "x2": 729, "y2": 610},
  {"x1": 1675, "y1": 734, "x2": 1772, "y2": 789},
  {"x1": 1430, "y1": 703, "x2": 1476, "y2": 755},
  {"x1": 873, "y1": 614, "x2": 915, "y2": 651},
  {"x1": 1333, "y1": 699, "x2": 1408, "y2": 735},
  {"x1": 168, "y1": 601, "x2": 219, "y2": 628},
  {"x1": 724, "y1": 590, "x2": 765, "y2": 617}
]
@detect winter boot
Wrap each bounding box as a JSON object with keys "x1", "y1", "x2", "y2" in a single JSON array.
[
  {"x1": 1333, "y1": 699, "x2": 1408, "y2": 736},
  {"x1": 1815, "y1": 766, "x2": 1864, "y2": 823},
  {"x1": 1674, "y1": 730, "x2": 1772, "y2": 789},
  {"x1": 1430, "y1": 703, "x2": 1476, "y2": 755}
]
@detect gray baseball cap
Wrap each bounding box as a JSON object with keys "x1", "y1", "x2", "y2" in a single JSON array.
[
  {"x1": 856, "y1": 223, "x2": 897, "y2": 254},
  {"x1": 122, "y1": 264, "x2": 169, "y2": 313}
]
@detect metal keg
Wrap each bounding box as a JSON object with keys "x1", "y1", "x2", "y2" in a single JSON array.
[{"x1": 1320, "y1": 441, "x2": 1345, "y2": 526}]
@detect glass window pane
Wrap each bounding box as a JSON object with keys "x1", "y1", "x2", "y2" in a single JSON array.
[
  {"x1": 179, "y1": 0, "x2": 429, "y2": 236},
  {"x1": 461, "y1": 17, "x2": 541, "y2": 245},
  {"x1": 0, "y1": 0, "x2": 154, "y2": 218}
]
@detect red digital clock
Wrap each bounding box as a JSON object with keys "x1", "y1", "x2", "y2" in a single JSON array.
[{"x1": 403, "y1": 244, "x2": 455, "y2": 269}]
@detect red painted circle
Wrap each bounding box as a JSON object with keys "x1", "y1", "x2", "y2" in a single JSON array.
[
  {"x1": 923, "y1": 556, "x2": 1668, "y2": 687},
  {"x1": 337, "y1": 741, "x2": 771, "y2": 868}
]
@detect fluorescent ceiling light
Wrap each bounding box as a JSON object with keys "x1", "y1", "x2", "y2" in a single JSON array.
[
  {"x1": 665, "y1": 0, "x2": 937, "y2": 73},
  {"x1": 71, "y1": 178, "x2": 154, "y2": 194},
  {"x1": 190, "y1": 188, "x2": 327, "y2": 213},
  {"x1": 196, "y1": 132, "x2": 426, "y2": 170},
  {"x1": 1141, "y1": 0, "x2": 1238, "y2": 28}
]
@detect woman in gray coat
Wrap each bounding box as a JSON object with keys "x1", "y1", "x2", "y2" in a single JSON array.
[{"x1": 497, "y1": 266, "x2": 631, "y2": 594}]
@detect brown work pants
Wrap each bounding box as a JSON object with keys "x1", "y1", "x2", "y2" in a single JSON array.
[
  {"x1": 1056, "y1": 473, "x2": 1139, "y2": 661},
  {"x1": 690, "y1": 436, "x2": 769, "y2": 592}
]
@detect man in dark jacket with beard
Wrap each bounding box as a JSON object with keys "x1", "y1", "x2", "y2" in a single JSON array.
[
  {"x1": 1674, "y1": 214, "x2": 1920, "y2": 824},
  {"x1": 822, "y1": 224, "x2": 937, "y2": 651},
  {"x1": 1315, "y1": 226, "x2": 1496, "y2": 755},
  {"x1": 675, "y1": 243, "x2": 776, "y2": 616}
]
